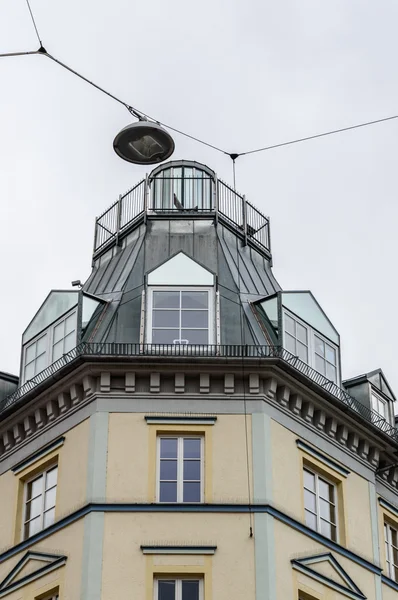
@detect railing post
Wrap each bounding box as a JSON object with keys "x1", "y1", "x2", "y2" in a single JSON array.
[
  {"x1": 144, "y1": 174, "x2": 149, "y2": 224},
  {"x1": 242, "y1": 194, "x2": 248, "y2": 246},
  {"x1": 91, "y1": 216, "x2": 98, "y2": 267},
  {"x1": 214, "y1": 175, "x2": 218, "y2": 226},
  {"x1": 115, "y1": 194, "x2": 122, "y2": 246}
]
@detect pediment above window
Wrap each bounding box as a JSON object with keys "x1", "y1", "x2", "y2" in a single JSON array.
[
  {"x1": 147, "y1": 252, "x2": 214, "y2": 286},
  {"x1": 0, "y1": 551, "x2": 66, "y2": 596}
]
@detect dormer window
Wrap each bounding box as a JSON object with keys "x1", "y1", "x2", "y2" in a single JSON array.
[{"x1": 371, "y1": 391, "x2": 388, "y2": 421}]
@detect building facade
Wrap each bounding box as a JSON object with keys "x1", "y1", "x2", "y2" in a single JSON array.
[{"x1": 0, "y1": 160, "x2": 397, "y2": 600}]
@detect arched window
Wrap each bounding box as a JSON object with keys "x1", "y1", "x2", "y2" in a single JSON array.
[{"x1": 151, "y1": 164, "x2": 214, "y2": 211}]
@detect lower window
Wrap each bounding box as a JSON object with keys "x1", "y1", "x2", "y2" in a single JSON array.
[
  {"x1": 385, "y1": 522, "x2": 398, "y2": 581},
  {"x1": 156, "y1": 578, "x2": 202, "y2": 600},
  {"x1": 303, "y1": 467, "x2": 337, "y2": 541},
  {"x1": 24, "y1": 464, "x2": 58, "y2": 539}
]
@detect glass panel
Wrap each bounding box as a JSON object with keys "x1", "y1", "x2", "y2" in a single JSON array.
[
  {"x1": 46, "y1": 467, "x2": 58, "y2": 489},
  {"x1": 160, "y1": 438, "x2": 178, "y2": 458},
  {"x1": 52, "y1": 340, "x2": 63, "y2": 362},
  {"x1": 183, "y1": 482, "x2": 201, "y2": 502},
  {"x1": 304, "y1": 489, "x2": 316, "y2": 513},
  {"x1": 181, "y1": 311, "x2": 208, "y2": 328},
  {"x1": 27, "y1": 476, "x2": 43, "y2": 500},
  {"x1": 285, "y1": 333, "x2": 296, "y2": 354},
  {"x1": 319, "y1": 498, "x2": 331, "y2": 521},
  {"x1": 63, "y1": 331, "x2": 75, "y2": 353},
  {"x1": 184, "y1": 167, "x2": 193, "y2": 208},
  {"x1": 281, "y1": 292, "x2": 339, "y2": 344},
  {"x1": 158, "y1": 580, "x2": 176, "y2": 600},
  {"x1": 305, "y1": 510, "x2": 316, "y2": 530},
  {"x1": 297, "y1": 342, "x2": 308, "y2": 363},
  {"x1": 296, "y1": 323, "x2": 307, "y2": 344},
  {"x1": 26, "y1": 516, "x2": 41, "y2": 538},
  {"x1": 35, "y1": 352, "x2": 47, "y2": 373},
  {"x1": 25, "y1": 496, "x2": 42, "y2": 520},
  {"x1": 26, "y1": 343, "x2": 36, "y2": 363},
  {"x1": 53, "y1": 321, "x2": 64, "y2": 344},
  {"x1": 183, "y1": 460, "x2": 201, "y2": 481},
  {"x1": 184, "y1": 439, "x2": 201, "y2": 458},
  {"x1": 153, "y1": 310, "x2": 179, "y2": 328},
  {"x1": 43, "y1": 507, "x2": 55, "y2": 528},
  {"x1": 319, "y1": 479, "x2": 334, "y2": 503},
  {"x1": 303, "y1": 470, "x2": 315, "y2": 492},
  {"x1": 182, "y1": 581, "x2": 200, "y2": 600},
  {"x1": 181, "y1": 330, "x2": 208, "y2": 344},
  {"x1": 24, "y1": 361, "x2": 35, "y2": 381},
  {"x1": 320, "y1": 519, "x2": 332, "y2": 539},
  {"x1": 181, "y1": 292, "x2": 208, "y2": 309},
  {"x1": 285, "y1": 314, "x2": 295, "y2": 335},
  {"x1": 23, "y1": 291, "x2": 78, "y2": 344},
  {"x1": 44, "y1": 487, "x2": 57, "y2": 511},
  {"x1": 152, "y1": 330, "x2": 180, "y2": 344},
  {"x1": 153, "y1": 291, "x2": 180, "y2": 309},
  {"x1": 313, "y1": 336, "x2": 323, "y2": 357},
  {"x1": 160, "y1": 460, "x2": 177, "y2": 480},
  {"x1": 326, "y1": 363, "x2": 337, "y2": 383},
  {"x1": 325, "y1": 344, "x2": 336, "y2": 364},
  {"x1": 315, "y1": 354, "x2": 325, "y2": 375},
  {"x1": 37, "y1": 334, "x2": 48, "y2": 354},
  {"x1": 65, "y1": 313, "x2": 76, "y2": 334},
  {"x1": 82, "y1": 295, "x2": 101, "y2": 328},
  {"x1": 159, "y1": 482, "x2": 177, "y2": 502}
]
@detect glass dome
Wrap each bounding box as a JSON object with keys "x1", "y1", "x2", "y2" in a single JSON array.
[{"x1": 149, "y1": 161, "x2": 215, "y2": 211}]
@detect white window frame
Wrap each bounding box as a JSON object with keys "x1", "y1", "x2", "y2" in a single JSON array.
[
  {"x1": 371, "y1": 390, "x2": 390, "y2": 423},
  {"x1": 303, "y1": 467, "x2": 338, "y2": 542},
  {"x1": 154, "y1": 577, "x2": 203, "y2": 600},
  {"x1": 22, "y1": 464, "x2": 58, "y2": 540},
  {"x1": 283, "y1": 309, "x2": 339, "y2": 384},
  {"x1": 156, "y1": 436, "x2": 204, "y2": 503},
  {"x1": 385, "y1": 522, "x2": 398, "y2": 581},
  {"x1": 147, "y1": 287, "x2": 214, "y2": 345},
  {"x1": 22, "y1": 309, "x2": 77, "y2": 383}
]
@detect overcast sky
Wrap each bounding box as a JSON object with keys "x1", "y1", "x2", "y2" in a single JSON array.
[{"x1": 0, "y1": 0, "x2": 397, "y2": 395}]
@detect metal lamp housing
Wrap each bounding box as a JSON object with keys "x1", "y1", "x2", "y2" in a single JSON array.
[{"x1": 113, "y1": 121, "x2": 175, "y2": 165}]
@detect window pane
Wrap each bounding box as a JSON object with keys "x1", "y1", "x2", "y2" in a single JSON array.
[
  {"x1": 296, "y1": 323, "x2": 307, "y2": 344},
  {"x1": 319, "y1": 498, "x2": 332, "y2": 521},
  {"x1": 160, "y1": 460, "x2": 178, "y2": 480},
  {"x1": 184, "y1": 438, "x2": 201, "y2": 458},
  {"x1": 35, "y1": 352, "x2": 47, "y2": 373},
  {"x1": 65, "y1": 313, "x2": 76, "y2": 334},
  {"x1": 37, "y1": 334, "x2": 47, "y2": 355},
  {"x1": 181, "y1": 329, "x2": 208, "y2": 344},
  {"x1": 26, "y1": 496, "x2": 42, "y2": 520},
  {"x1": 27, "y1": 476, "x2": 43, "y2": 500},
  {"x1": 320, "y1": 519, "x2": 333, "y2": 539},
  {"x1": 181, "y1": 292, "x2": 208, "y2": 309},
  {"x1": 45, "y1": 488, "x2": 57, "y2": 511},
  {"x1": 285, "y1": 314, "x2": 295, "y2": 335},
  {"x1": 304, "y1": 470, "x2": 315, "y2": 492},
  {"x1": 24, "y1": 361, "x2": 35, "y2": 381},
  {"x1": 43, "y1": 507, "x2": 55, "y2": 528},
  {"x1": 46, "y1": 467, "x2": 58, "y2": 489},
  {"x1": 183, "y1": 482, "x2": 201, "y2": 502},
  {"x1": 297, "y1": 342, "x2": 308, "y2": 363},
  {"x1": 158, "y1": 580, "x2": 176, "y2": 600},
  {"x1": 159, "y1": 482, "x2": 177, "y2": 502},
  {"x1": 152, "y1": 330, "x2": 180, "y2": 344},
  {"x1": 325, "y1": 344, "x2": 336, "y2": 365},
  {"x1": 326, "y1": 363, "x2": 337, "y2": 383},
  {"x1": 304, "y1": 489, "x2": 316, "y2": 513},
  {"x1": 53, "y1": 321, "x2": 64, "y2": 344},
  {"x1": 52, "y1": 340, "x2": 63, "y2": 362},
  {"x1": 285, "y1": 333, "x2": 296, "y2": 354},
  {"x1": 153, "y1": 310, "x2": 179, "y2": 328},
  {"x1": 181, "y1": 311, "x2": 208, "y2": 328},
  {"x1": 305, "y1": 510, "x2": 316, "y2": 530},
  {"x1": 26, "y1": 516, "x2": 41, "y2": 538},
  {"x1": 160, "y1": 438, "x2": 178, "y2": 458},
  {"x1": 183, "y1": 460, "x2": 201, "y2": 481},
  {"x1": 153, "y1": 292, "x2": 180, "y2": 309},
  {"x1": 182, "y1": 581, "x2": 200, "y2": 600},
  {"x1": 26, "y1": 343, "x2": 36, "y2": 363},
  {"x1": 63, "y1": 331, "x2": 75, "y2": 354},
  {"x1": 319, "y1": 479, "x2": 334, "y2": 503},
  {"x1": 315, "y1": 354, "x2": 325, "y2": 375},
  {"x1": 314, "y1": 335, "x2": 324, "y2": 357}
]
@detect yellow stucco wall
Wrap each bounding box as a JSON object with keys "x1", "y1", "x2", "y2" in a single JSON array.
[
  {"x1": 101, "y1": 512, "x2": 254, "y2": 600},
  {"x1": 106, "y1": 414, "x2": 252, "y2": 503},
  {"x1": 0, "y1": 519, "x2": 84, "y2": 600},
  {"x1": 270, "y1": 419, "x2": 374, "y2": 561}
]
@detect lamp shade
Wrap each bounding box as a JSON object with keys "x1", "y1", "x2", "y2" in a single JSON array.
[{"x1": 113, "y1": 121, "x2": 175, "y2": 165}]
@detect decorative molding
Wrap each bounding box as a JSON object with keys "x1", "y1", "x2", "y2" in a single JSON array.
[
  {"x1": 11, "y1": 437, "x2": 65, "y2": 474},
  {"x1": 296, "y1": 440, "x2": 350, "y2": 477},
  {"x1": 145, "y1": 416, "x2": 217, "y2": 425},
  {"x1": 0, "y1": 551, "x2": 66, "y2": 597},
  {"x1": 140, "y1": 545, "x2": 217, "y2": 555},
  {"x1": 381, "y1": 574, "x2": 398, "y2": 591},
  {"x1": 379, "y1": 497, "x2": 398, "y2": 518}
]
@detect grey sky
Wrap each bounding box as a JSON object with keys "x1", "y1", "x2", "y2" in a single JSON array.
[{"x1": 1, "y1": 0, "x2": 397, "y2": 393}]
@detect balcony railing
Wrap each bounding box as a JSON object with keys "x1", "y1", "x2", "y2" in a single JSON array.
[
  {"x1": 1, "y1": 344, "x2": 397, "y2": 443},
  {"x1": 93, "y1": 177, "x2": 270, "y2": 257}
]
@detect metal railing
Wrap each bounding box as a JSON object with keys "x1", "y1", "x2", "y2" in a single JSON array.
[
  {"x1": 93, "y1": 176, "x2": 270, "y2": 257},
  {"x1": 1, "y1": 343, "x2": 397, "y2": 442}
]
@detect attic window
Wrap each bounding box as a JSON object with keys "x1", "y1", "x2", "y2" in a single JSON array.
[{"x1": 371, "y1": 391, "x2": 388, "y2": 421}]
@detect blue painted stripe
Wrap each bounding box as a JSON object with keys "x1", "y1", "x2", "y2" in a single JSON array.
[
  {"x1": 379, "y1": 497, "x2": 398, "y2": 517},
  {"x1": 11, "y1": 437, "x2": 65, "y2": 473},
  {"x1": 296, "y1": 439, "x2": 350, "y2": 477},
  {"x1": 381, "y1": 575, "x2": 398, "y2": 591},
  {"x1": 0, "y1": 502, "x2": 381, "y2": 575}
]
